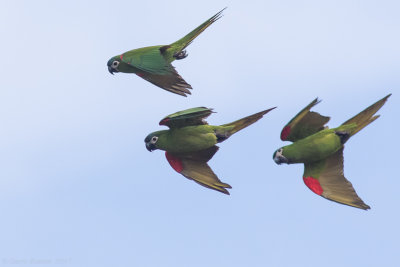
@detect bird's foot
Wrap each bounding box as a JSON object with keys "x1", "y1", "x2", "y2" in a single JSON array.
[
  {"x1": 173, "y1": 50, "x2": 188, "y2": 60},
  {"x1": 215, "y1": 130, "x2": 229, "y2": 143},
  {"x1": 335, "y1": 131, "x2": 350, "y2": 144}
]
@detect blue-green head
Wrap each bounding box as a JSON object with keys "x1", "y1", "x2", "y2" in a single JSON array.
[{"x1": 107, "y1": 56, "x2": 121, "y2": 74}]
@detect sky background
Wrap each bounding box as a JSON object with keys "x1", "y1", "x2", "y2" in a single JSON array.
[{"x1": 0, "y1": 0, "x2": 399, "y2": 266}]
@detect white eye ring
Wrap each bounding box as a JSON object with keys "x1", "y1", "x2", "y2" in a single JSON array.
[
  {"x1": 112, "y1": 61, "x2": 119, "y2": 67},
  {"x1": 151, "y1": 136, "x2": 158, "y2": 144}
]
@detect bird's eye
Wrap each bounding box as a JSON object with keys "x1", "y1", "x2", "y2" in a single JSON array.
[
  {"x1": 279, "y1": 148, "x2": 283, "y2": 153},
  {"x1": 151, "y1": 136, "x2": 158, "y2": 144},
  {"x1": 112, "y1": 61, "x2": 119, "y2": 67}
]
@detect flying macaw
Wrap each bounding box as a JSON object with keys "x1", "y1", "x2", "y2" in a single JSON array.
[
  {"x1": 107, "y1": 8, "x2": 225, "y2": 96},
  {"x1": 145, "y1": 106, "x2": 276, "y2": 194},
  {"x1": 273, "y1": 94, "x2": 391, "y2": 210}
]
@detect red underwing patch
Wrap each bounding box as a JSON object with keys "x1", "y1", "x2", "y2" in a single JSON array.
[
  {"x1": 303, "y1": 176, "x2": 323, "y2": 195},
  {"x1": 166, "y1": 152, "x2": 183, "y2": 173},
  {"x1": 281, "y1": 126, "x2": 291, "y2": 141},
  {"x1": 136, "y1": 73, "x2": 144, "y2": 77},
  {"x1": 159, "y1": 118, "x2": 169, "y2": 126}
]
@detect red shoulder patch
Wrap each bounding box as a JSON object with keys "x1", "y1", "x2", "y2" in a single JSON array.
[
  {"x1": 281, "y1": 125, "x2": 291, "y2": 141},
  {"x1": 165, "y1": 152, "x2": 183, "y2": 173},
  {"x1": 159, "y1": 118, "x2": 169, "y2": 126},
  {"x1": 303, "y1": 176, "x2": 323, "y2": 195},
  {"x1": 136, "y1": 73, "x2": 144, "y2": 77},
  {"x1": 120, "y1": 54, "x2": 124, "y2": 60}
]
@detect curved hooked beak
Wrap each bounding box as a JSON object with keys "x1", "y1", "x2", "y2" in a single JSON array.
[
  {"x1": 108, "y1": 66, "x2": 114, "y2": 75},
  {"x1": 274, "y1": 154, "x2": 289, "y2": 165},
  {"x1": 273, "y1": 150, "x2": 289, "y2": 165},
  {"x1": 146, "y1": 143, "x2": 156, "y2": 152}
]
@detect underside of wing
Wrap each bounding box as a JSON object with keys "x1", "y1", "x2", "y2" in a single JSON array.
[
  {"x1": 165, "y1": 146, "x2": 232, "y2": 195},
  {"x1": 140, "y1": 68, "x2": 192, "y2": 96},
  {"x1": 281, "y1": 98, "x2": 330, "y2": 142},
  {"x1": 303, "y1": 148, "x2": 370, "y2": 210},
  {"x1": 159, "y1": 107, "x2": 214, "y2": 128}
]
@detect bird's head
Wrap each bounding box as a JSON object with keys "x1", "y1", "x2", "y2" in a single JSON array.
[
  {"x1": 107, "y1": 56, "x2": 121, "y2": 75},
  {"x1": 144, "y1": 131, "x2": 165, "y2": 152},
  {"x1": 273, "y1": 147, "x2": 289, "y2": 165}
]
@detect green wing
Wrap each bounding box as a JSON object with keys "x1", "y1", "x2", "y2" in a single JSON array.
[
  {"x1": 303, "y1": 147, "x2": 370, "y2": 210},
  {"x1": 341, "y1": 94, "x2": 391, "y2": 137},
  {"x1": 159, "y1": 107, "x2": 214, "y2": 128},
  {"x1": 165, "y1": 146, "x2": 231, "y2": 195},
  {"x1": 160, "y1": 8, "x2": 226, "y2": 61},
  {"x1": 281, "y1": 98, "x2": 330, "y2": 142},
  {"x1": 173, "y1": 7, "x2": 225, "y2": 51},
  {"x1": 121, "y1": 46, "x2": 173, "y2": 75},
  {"x1": 121, "y1": 46, "x2": 192, "y2": 96}
]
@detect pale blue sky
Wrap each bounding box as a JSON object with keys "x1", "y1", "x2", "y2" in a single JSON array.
[{"x1": 0, "y1": 0, "x2": 399, "y2": 266}]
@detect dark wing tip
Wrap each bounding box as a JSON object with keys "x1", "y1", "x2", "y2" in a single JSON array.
[
  {"x1": 166, "y1": 84, "x2": 192, "y2": 97},
  {"x1": 357, "y1": 200, "x2": 371, "y2": 210},
  {"x1": 213, "y1": 7, "x2": 227, "y2": 22},
  {"x1": 379, "y1": 93, "x2": 391, "y2": 106},
  {"x1": 312, "y1": 97, "x2": 322, "y2": 107},
  {"x1": 217, "y1": 183, "x2": 232, "y2": 195},
  {"x1": 363, "y1": 204, "x2": 371, "y2": 210},
  {"x1": 354, "y1": 202, "x2": 371, "y2": 210},
  {"x1": 263, "y1": 106, "x2": 277, "y2": 114}
]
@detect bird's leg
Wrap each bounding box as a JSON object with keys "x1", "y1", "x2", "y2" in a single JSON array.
[
  {"x1": 214, "y1": 130, "x2": 229, "y2": 143},
  {"x1": 335, "y1": 131, "x2": 350, "y2": 144},
  {"x1": 173, "y1": 50, "x2": 188, "y2": 60}
]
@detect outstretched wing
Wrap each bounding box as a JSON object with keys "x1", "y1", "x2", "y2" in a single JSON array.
[
  {"x1": 159, "y1": 107, "x2": 214, "y2": 128},
  {"x1": 165, "y1": 146, "x2": 232, "y2": 195},
  {"x1": 121, "y1": 47, "x2": 192, "y2": 96},
  {"x1": 341, "y1": 93, "x2": 391, "y2": 137},
  {"x1": 281, "y1": 98, "x2": 330, "y2": 142},
  {"x1": 302, "y1": 147, "x2": 370, "y2": 210},
  {"x1": 159, "y1": 8, "x2": 226, "y2": 60}
]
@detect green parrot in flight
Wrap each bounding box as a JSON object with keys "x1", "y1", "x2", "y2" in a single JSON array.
[
  {"x1": 273, "y1": 94, "x2": 391, "y2": 210},
  {"x1": 145, "y1": 106, "x2": 276, "y2": 194},
  {"x1": 107, "y1": 8, "x2": 225, "y2": 96}
]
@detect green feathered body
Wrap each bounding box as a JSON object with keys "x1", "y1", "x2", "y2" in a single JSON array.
[
  {"x1": 146, "y1": 107, "x2": 274, "y2": 154},
  {"x1": 107, "y1": 9, "x2": 225, "y2": 96},
  {"x1": 144, "y1": 106, "x2": 275, "y2": 195},
  {"x1": 109, "y1": 7, "x2": 226, "y2": 72},
  {"x1": 108, "y1": 46, "x2": 172, "y2": 75},
  {"x1": 152, "y1": 125, "x2": 229, "y2": 154},
  {"x1": 112, "y1": 44, "x2": 181, "y2": 73},
  {"x1": 281, "y1": 124, "x2": 356, "y2": 164},
  {"x1": 273, "y1": 95, "x2": 390, "y2": 210}
]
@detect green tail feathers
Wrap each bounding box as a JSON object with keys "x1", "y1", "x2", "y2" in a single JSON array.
[
  {"x1": 342, "y1": 94, "x2": 391, "y2": 136},
  {"x1": 222, "y1": 107, "x2": 276, "y2": 136},
  {"x1": 171, "y1": 8, "x2": 226, "y2": 52}
]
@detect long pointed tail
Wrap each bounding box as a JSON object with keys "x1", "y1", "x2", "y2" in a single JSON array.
[
  {"x1": 221, "y1": 107, "x2": 276, "y2": 136},
  {"x1": 170, "y1": 8, "x2": 225, "y2": 53},
  {"x1": 342, "y1": 94, "x2": 391, "y2": 136}
]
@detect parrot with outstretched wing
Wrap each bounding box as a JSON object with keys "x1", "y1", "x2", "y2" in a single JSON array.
[
  {"x1": 145, "y1": 106, "x2": 276, "y2": 194},
  {"x1": 107, "y1": 8, "x2": 225, "y2": 96},
  {"x1": 273, "y1": 94, "x2": 391, "y2": 210}
]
